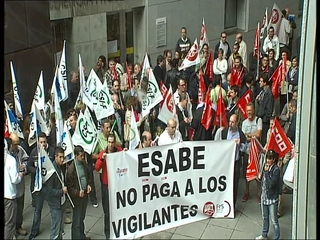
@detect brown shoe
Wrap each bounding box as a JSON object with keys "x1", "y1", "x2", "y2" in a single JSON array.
[
  {"x1": 64, "y1": 217, "x2": 72, "y2": 224},
  {"x1": 17, "y1": 228, "x2": 28, "y2": 236}
]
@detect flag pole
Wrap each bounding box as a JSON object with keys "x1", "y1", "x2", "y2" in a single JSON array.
[{"x1": 54, "y1": 171, "x2": 75, "y2": 208}]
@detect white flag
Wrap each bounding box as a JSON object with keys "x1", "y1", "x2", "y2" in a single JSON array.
[
  {"x1": 10, "y1": 61, "x2": 23, "y2": 120},
  {"x1": 61, "y1": 121, "x2": 75, "y2": 163},
  {"x1": 199, "y1": 17, "x2": 209, "y2": 50},
  {"x1": 32, "y1": 71, "x2": 46, "y2": 111},
  {"x1": 78, "y1": 54, "x2": 93, "y2": 110},
  {"x1": 57, "y1": 40, "x2": 68, "y2": 101},
  {"x1": 141, "y1": 69, "x2": 164, "y2": 118},
  {"x1": 28, "y1": 104, "x2": 49, "y2": 147},
  {"x1": 82, "y1": 68, "x2": 99, "y2": 111},
  {"x1": 178, "y1": 38, "x2": 201, "y2": 71},
  {"x1": 267, "y1": 3, "x2": 283, "y2": 36},
  {"x1": 72, "y1": 110, "x2": 97, "y2": 154},
  {"x1": 129, "y1": 107, "x2": 141, "y2": 150},
  {"x1": 94, "y1": 79, "x2": 115, "y2": 120},
  {"x1": 158, "y1": 85, "x2": 178, "y2": 124},
  {"x1": 4, "y1": 100, "x2": 24, "y2": 139},
  {"x1": 140, "y1": 52, "x2": 151, "y2": 84},
  {"x1": 40, "y1": 146, "x2": 56, "y2": 183},
  {"x1": 32, "y1": 148, "x2": 42, "y2": 193}
]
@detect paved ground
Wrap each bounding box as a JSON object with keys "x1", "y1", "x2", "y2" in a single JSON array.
[{"x1": 17, "y1": 170, "x2": 293, "y2": 239}]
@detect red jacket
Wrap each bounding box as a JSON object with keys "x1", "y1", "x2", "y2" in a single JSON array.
[{"x1": 95, "y1": 147, "x2": 122, "y2": 186}]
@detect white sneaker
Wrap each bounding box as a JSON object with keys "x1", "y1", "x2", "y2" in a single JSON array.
[
  {"x1": 92, "y1": 203, "x2": 99, "y2": 208},
  {"x1": 255, "y1": 235, "x2": 267, "y2": 240}
]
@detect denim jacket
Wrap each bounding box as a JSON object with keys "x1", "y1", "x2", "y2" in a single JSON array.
[{"x1": 263, "y1": 164, "x2": 281, "y2": 200}]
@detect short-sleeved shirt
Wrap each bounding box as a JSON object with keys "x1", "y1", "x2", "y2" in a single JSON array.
[
  {"x1": 241, "y1": 116, "x2": 263, "y2": 154},
  {"x1": 158, "y1": 129, "x2": 183, "y2": 146}
]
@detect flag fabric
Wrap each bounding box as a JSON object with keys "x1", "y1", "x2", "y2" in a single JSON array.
[
  {"x1": 126, "y1": 62, "x2": 132, "y2": 90},
  {"x1": 160, "y1": 81, "x2": 168, "y2": 99},
  {"x1": 247, "y1": 137, "x2": 264, "y2": 181},
  {"x1": 28, "y1": 104, "x2": 49, "y2": 147},
  {"x1": 53, "y1": 83, "x2": 64, "y2": 145},
  {"x1": 10, "y1": 61, "x2": 23, "y2": 120},
  {"x1": 199, "y1": 17, "x2": 209, "y2": 50},
  {"x1": 57, "y1": 40, "x2": 68, "y2": 101},
  {"x1": 230, "y1": 66, "x2": 244, "y2": 87},
  {"x1": 267, "y1": 118, "x2": 293, "y2": 158},
  {"x1": 4, "y1": 100, "x2": 24, "y2": 139},
  {"x1": 267, "y1": 3, "x2": 283, "y2": 36},
  {"x1": 158, "y1": 85, "x2": 177, "y2": 124},
  {"x1": 178, "y1": 38, "x2": 201, "y2": 71},
  {"x1": 260, "y1": 7, "x2": 268, "y2": 38},
  {"x1": 32, "y1": 147, "x2": 42, "y2": 193},
  {"x1": 82, "y1": 68, "x2": 100, "y2": 111},
  {"x1": 201, "y1": 87, "x2": 214, "y2": 130},
  {"x1": 236, "y1": 89, "x2": 253, "y2": 119},
  {"x1": 72, "y1": 109, "x2": 97, "y2": 154},
  {"x1": 94, "y1": 79, "x2": 115, "y2": 120},
  {"x1": 205, "y1": 51, "x2": 214, "y2": 81},
  {"x1": 198, "y1": 72, "x2": 206, "y2": 104},
  {"x1": 140, "y1": 53, "x2": 151, "y2": 84},
  {"x1": 214, "y1": 88, "x2": 228, "y2": 128},
  {"x1": 253, "y1": 22, "x2": 261, "y2": 60},
  {"x1": 129, "y1": 107, "x2": 141, "y2": 150},
  {"x1": 32, "y1": 71, "x2": 46, "y2": 111},
  {"x1": 141, "y1": 69, "x2": 164, "y2": 118},
  {"x1": 40, "y1": 146, "x2": 56, "y2": 183},
  {"x1": 270, "y1": 54, "x2": 286, "y2": 99},
  {"x1": 61, "y1": 121, "x2": 75, "y2": 163}
]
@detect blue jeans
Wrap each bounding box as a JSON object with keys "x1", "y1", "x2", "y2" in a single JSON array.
[
  {"x1": 30, "y1": 190, "x2": 45, "y2": 236},
  {"x1": 261, "y1": 201, "x2": 280, "y2": 239},
  {"x1": 49, "y1": 208, "x2": 62, "y2": 239},
  {"x1": 101, "y1": 182, "x2": 110, "y2": 238}
]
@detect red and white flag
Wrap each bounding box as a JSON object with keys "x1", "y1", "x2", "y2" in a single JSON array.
[
  {"x1": 236, "y1": 89, "x2": 253, "y2": 119},
  {"x1": 158, "y1": 85, "x2": 177, "y2": 125},
  {"x1": 267, "y1": 3, "x2": 283, "y2": 35},
  {"x1": 230, "y1": 65, "x2": 244, "y2": 87},
  {"x1": 199, "y1": 17, "x2": 209, "y2": 50},
  {"x1": 205, "y1": 51, "x2": 214, "y2": 81},
  {"x1": 214, "y1": 88, "x2": 228, "y2": 128},
  {"x1": 178, "y1": 38, "x2": 200, "y2": 71},
  {"x1": 253, "y1": 22, "x2": 261, "y2": 60},
  {"x1": 247, "y1": 137, "x2": 264, "y2": 181},
  {"x1": 267, "y1": 117, "x2": 294, "y2": 158},
  {"x1": 260, "y1": 7, "x2": 268, "y2": 38}
]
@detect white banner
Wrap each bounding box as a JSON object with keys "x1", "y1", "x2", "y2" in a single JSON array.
[
  {"x1": 108, "y1": 140, "x2": 236, "y2": 239},
  {"x1": 32, "y1": 71, "x2": 46, "y2": 111},
  {"x1": 58, "y1": 40, "x2": 68, "y2": 101},
  {"x1": 178, "y1": 38, "x2": 200, "y2": 71},
  {"x1": 94, "y1": 79, "x2": 115, "y2": 120}
]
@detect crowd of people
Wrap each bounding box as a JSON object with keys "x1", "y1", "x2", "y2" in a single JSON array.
[{"x1": 4, "y1": 8, "x2": 298, "y2": 240}]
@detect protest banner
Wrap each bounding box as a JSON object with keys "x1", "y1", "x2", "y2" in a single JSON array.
[{"x1": 107, "y1": 140, "x2": 236, "y2": 239}]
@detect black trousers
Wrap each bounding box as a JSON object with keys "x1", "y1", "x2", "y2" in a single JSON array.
[{"x1": 233, "y1": 159, "x2": 242, "y2": 207}]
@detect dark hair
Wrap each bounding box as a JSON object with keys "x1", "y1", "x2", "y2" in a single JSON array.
[
  {"x1": 38, "y1": 132, "x2": 47, "y2": 139},
  {"x1": 98, "y1": 55, "x2": 107, "y2": 65},
  {"x1": 156, "y1": 55, "x2": 165, "y2": 65},
  {"x1": 230, "y1": 85, "x2": 240, "y2": 95},
  {"x1": 266, "y1": 149, "x2": 279, "y2": 163},
  {"x1": 55, "y1": 146, "x2": 65, "y2": 155},
  {"x1": 74, "y1": 145, "x2": 85, "y2": 156}
]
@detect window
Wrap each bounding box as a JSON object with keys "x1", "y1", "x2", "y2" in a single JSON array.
[{"x1": 224, "y1": 0, "x2": 237, "y2": 29}]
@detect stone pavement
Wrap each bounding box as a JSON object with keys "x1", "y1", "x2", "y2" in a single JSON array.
[{"x1": 16, "y1": 170, "x2": 293, "y2": 239}]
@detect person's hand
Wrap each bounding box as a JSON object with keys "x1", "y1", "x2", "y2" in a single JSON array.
[
  {"x1": 235, "y1": 139, "x2": 240, "y2": 145},
  {"x1": 264, "y1": 164, "x2": 270, "y2": 171},
  {"x1": 87, "y1": 185, "x2": 92, "y2": 194},
  {"x1": 63, "y1": 186, "x2": 68, "y2": 194},
  {"x1": 79, "y1": 190, "x2": 85, "y2": 198}
]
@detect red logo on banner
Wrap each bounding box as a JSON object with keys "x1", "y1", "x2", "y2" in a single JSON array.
[
  {"x1": 186, "y1": 43, "x2": 199, "y2": 61},
  {"x1": 271, "y1": 9, "x2": 280, "y2": 24}
]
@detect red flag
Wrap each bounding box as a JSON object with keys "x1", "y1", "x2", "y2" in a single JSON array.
[
  {"x1": 214, "y1": 88, "x2": 228, "y2": 128},
  {"x1": 111, "y1": 65, "x2": 118, "y2": 80},
  {"x1": 198, "y1": 72, "x2": 206, "y2": 104},
  {"x1": 201, "y1": 87, "x2": 213, "y2": 130},
  {"x1": 230, "y1": 65, "x2": 243, "y2": 87},
  {"x1": 205, "y1": 51, "x2": 214, "y2": 81},
  {"x1": 126, "y1": 62, "x2": 132, "y2": 89},
  {"x1": 247, "y1": 137, "x2": 264, "y2": 181},
  {"x1": 253, "y1": 22, "x2": 261, "y2": 60},
  {"x1": 270, "y1": 55, "x2": 286, "y2": 99},
  {"x1": 267, "y1": 118, "x2": 294, "y2": 158},
  {"x1": 199, "y1": 17, "x2": 209, "y2": 49},
  {"x1": 236, "y1": 89, "x2": 253, "y2": 119}
]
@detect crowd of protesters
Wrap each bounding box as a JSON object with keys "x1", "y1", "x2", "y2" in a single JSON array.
[{"x1": 4, "y1": 7, "x2": 298, "y2": 240}]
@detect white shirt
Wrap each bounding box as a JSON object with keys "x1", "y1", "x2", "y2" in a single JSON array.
[
  {"x1": 173, "y1": 90, "x2": 193, "y2": 119},
  {"x1": 242, "y1": 116, "x2": 263, "y2": 154},
  {"x1": 213, "y1": 58, "x2": 228, "y2": 83},
  {"x1": 158, "y1": 129, "x2": 183, "y2": 146},
  {"x1": 4, "y1": 151, "x2": 22, "y2": 199},
  {"x1": 238, "y1": 40, "x2": 248, "y2": 68},
  {"x1": 263, "y1": 35, "x2": 280, "y2": 60}
]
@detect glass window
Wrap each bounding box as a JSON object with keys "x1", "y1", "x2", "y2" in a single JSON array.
[{"x1": 224, "y1": 0, "x2": 237, "y2": 29}]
